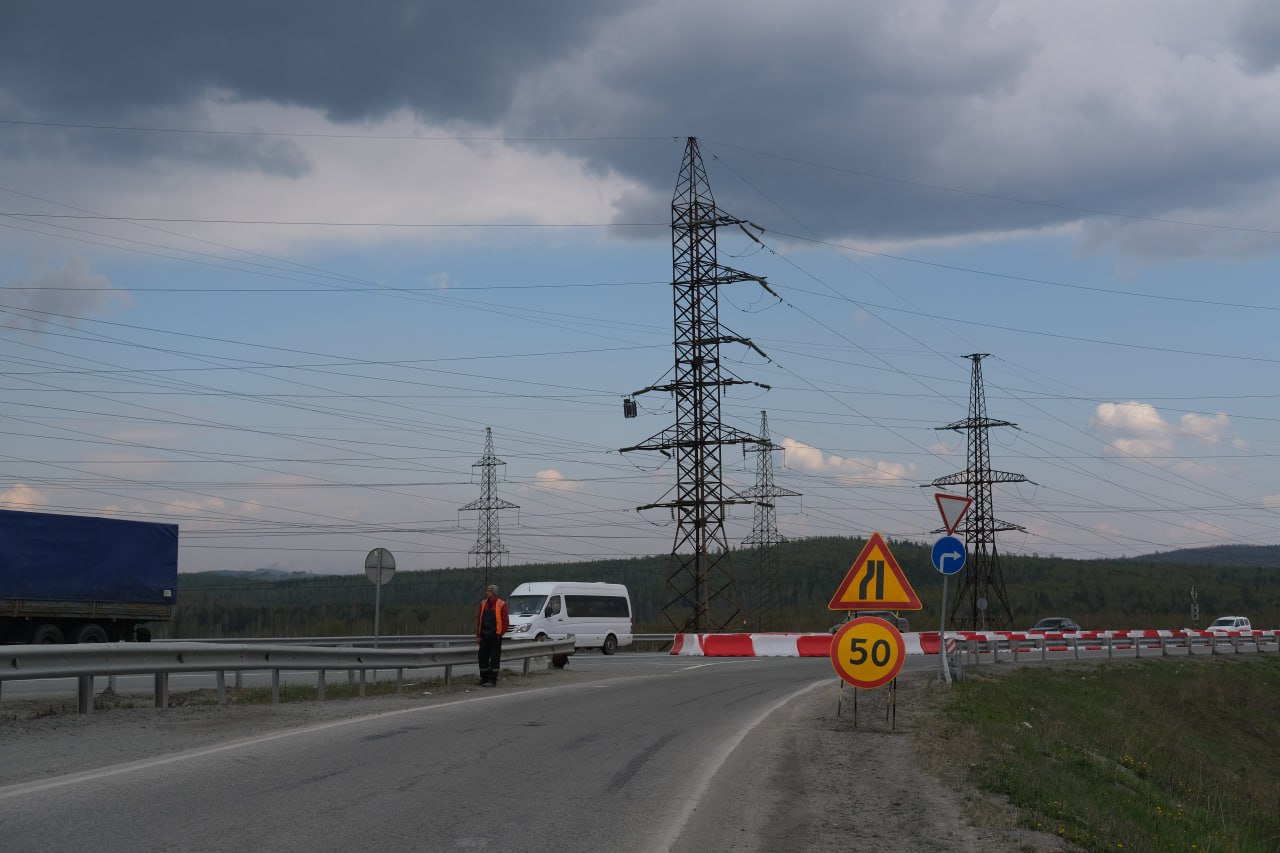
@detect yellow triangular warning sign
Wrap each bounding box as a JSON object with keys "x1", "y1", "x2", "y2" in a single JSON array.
[{"x1": 828, "y1": 532, "x2": 922, "y2": 611}]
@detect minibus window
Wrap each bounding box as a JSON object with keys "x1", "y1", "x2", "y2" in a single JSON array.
[
  {"x1": 564, "y1": 594, "x2": 631, "y2": 618},
  {"x1": 545, "y1": 596, "x2": 562, "y2": 617}
]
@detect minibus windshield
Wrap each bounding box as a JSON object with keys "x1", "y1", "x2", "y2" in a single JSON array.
[{"x1": 507, "y1": 595, "x2": 547, "y2": 616}]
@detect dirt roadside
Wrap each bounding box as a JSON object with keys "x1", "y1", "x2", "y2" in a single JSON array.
[{"x1": 0, "y1": 667, "x2": 1075, "y2": 852}]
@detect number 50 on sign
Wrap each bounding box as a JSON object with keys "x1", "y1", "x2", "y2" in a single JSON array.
[{"x1": 829, "y1": 616, "x2": 906, "y2": 689}]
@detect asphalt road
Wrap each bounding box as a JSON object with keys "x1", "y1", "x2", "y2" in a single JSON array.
[{"x1": 0, "y1": 655, "x2": 836, "y2": 853}]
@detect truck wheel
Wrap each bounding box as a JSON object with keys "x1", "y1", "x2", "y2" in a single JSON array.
[
  {"x1": 602, "y1": 634, "x2": 618, "y2": 655},
  {"x1": 535, "y1": 633, "x2": 548, "y2": 642},
  {"x1": 32, "y1": 624, "x2": 64, "y2": 644},
  {"x1": 74, "y1": 624, "x2": 109, "y2": 643}
]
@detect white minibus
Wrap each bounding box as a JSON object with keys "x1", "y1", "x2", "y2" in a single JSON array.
[{"x1": 504, "y1": 581, "x2": 633, "y2": 654}]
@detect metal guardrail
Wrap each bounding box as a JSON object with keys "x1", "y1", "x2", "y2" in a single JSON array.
[
  {"x1": 165, "y1": 633, "x2": 676, "y2": 650},
  {"x1": 957, "y1": 631, "x2": 1280, "y2": 665},
  {"x1": 0, "y1": 637, "x2": 575, "y2": 715}
]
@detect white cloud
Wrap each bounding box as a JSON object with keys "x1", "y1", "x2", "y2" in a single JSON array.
[
  {"x1": 1180, "y1": 412, "x2": 1231, "y2": 444},
  {"x1": 780, "y1": 437, "x2": 912, "y2": 481},
  {"x1": 1093, "y1": 401, "x2": 1170, "y2": 436},
  {"x1": 163, "y1": 496, "x2": 227, "y2": 516},
  {"x1": 1093, "y1": 401, "x2": 1175, "y2": 458},
  {"x1": 0, "y1": 255, "x2": 130, "y2": 335},
  {"x1": 0, "y1": 483, "x2": 49, "y2": 510},
  {"x1": 531, "y1": 469, "x2": 580, "y2": 492}
]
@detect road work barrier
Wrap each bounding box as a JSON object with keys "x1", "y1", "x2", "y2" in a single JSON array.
[
  {"x1": 670, "y1": 632, "x2": 955, "y2": 657},
  {"x1": 670, "y1": 629, "x2": 1279, "y2": 658}
]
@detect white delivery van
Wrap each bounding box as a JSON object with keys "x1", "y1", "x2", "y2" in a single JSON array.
[{"x1": 505, "y1": 581, "x2": 633, "y2": 654}]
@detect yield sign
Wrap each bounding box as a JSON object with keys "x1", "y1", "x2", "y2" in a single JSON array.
[
  {"x1": 934, "y1": 493, "x2": 973, "y2": 535},
  {"x1": 828, "y1": 532, "x2": 922, "y2": 611}
]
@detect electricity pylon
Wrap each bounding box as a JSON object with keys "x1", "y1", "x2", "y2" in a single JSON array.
[
  {"x1": 931, "y1": 354, "x2": 1026, "y2": 630},
  {"x1": 460, "y1": 427, "x2": 519, "y2": 590},
  {"x1": 621, "y1": 136, "x2": 772, "y2": 632},
  {"x1": 740, "y1": 411, "x2": 800, "y2": 631}
]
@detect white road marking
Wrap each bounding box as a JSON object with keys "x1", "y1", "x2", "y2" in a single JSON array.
[
  {"x1": 0, "y1": 690, "x2": 520, "y2": 802},
  {"x1": 649, "y1": 677, "x2": 827, "y2": 853}
]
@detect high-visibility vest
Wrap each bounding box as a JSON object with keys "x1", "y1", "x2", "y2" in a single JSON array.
[{"x1": 476, "y1": 598, "x2": 510, "y2": 637}]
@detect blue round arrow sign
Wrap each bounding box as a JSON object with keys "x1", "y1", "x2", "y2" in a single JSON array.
[{"x1": 931, "y1": 536, "x2": 967, "y2": 575}]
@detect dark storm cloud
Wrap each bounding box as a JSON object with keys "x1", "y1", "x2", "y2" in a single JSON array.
[
  {"x1": 515, "y1": 1, "x2": 1280, "y2": 246},
  {"x1": 4, "y1": 1, "x2": 1279, "y2": 248},
  {"x1": 0, "y1": 0, "x2": 636, "y2": 172},
  {"x1": 1229, "y1": 0, "x2": 1280, "y2": 73}
]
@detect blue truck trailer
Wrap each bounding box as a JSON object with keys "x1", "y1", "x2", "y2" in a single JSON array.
[{"x1": 0, "y1": 508, "x2": 178, "y2": 644}]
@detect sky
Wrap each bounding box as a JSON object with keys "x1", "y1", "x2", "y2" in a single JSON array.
[{"x1": 4, "y1": 0, "x2": 1280, "y2": 575}]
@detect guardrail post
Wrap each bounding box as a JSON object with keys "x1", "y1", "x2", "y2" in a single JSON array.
[
  {"x1": 155, "y1": 672, "x2": 169, "y2": 709},
  {"x1": 216, "y1": 671, "x2": 226, "y2": 706},
  {"x1": 1160, "y1": 638, "x2": 1168, "y2": 657},
  {"x1": 1135, "y1": 637, "x2": 1141, "y2": 659},
  {"x1": 358, "y1": 669, "x2": 366, "y2": 697},
  {"x1": 1073, "y1": 637, "x2": 1080, "y2": 660},
  {"x1": 1106, "y1": 637, "x2": 1113, "y2": 660},
  {"x1": 77, "y1": 675, "x2": 93, "y2": 715},
  {"x1": 443, "y1": 664, "x2": 452, "y2": 686},
  {"x1": 271, "y1": 669, "x2": 280, "y2": 705},
  {"x1": 317, "y1": 669, "x2": 326, "y2": 701},
  {"x1": 234, "y1": 670, "x2": 243, "y2": 689},
  {"x1": 1040, "y1": 638, "x2": 1048, "y2": 662},
  {"x1": 522, "y1": 656, "x2": 530, "y2": 675}
]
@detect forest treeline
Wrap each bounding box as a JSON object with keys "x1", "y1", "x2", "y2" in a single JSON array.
[{"x1": 165, "y1": 536, "x2": 1280, "y2": 639}]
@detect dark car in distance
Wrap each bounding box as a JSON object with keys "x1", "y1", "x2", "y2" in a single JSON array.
[{"x1": 1027, "y1": 617, "x2": 1081, "y2": 633}]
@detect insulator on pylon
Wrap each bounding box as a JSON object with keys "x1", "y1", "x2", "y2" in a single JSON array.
[{"x1": 623, "y1": 397, "x2": 638, "y2": 418}]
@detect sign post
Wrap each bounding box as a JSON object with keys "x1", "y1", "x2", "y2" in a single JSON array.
[
  {"x1": 931, "y1": 494, "x2": 972, "y2": 687},
  {"x1": 931, "y1": 535, "x2": 967, "y2": 685},
  {"x1": 364, "y1": 547, "x2": 397, "y2": 647}
]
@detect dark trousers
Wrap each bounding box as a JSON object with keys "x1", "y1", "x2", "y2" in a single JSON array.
[{"x1": 478, "y1": 634, "x2": 503, "y2": 683}]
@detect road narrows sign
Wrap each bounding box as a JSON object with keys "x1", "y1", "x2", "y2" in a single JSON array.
[
  {"x1": 829, "y1": 616, "x2": 906, "y2": 688},
  {"x1": 827, "y1": 531, "x2": 922, "y2": 611}
]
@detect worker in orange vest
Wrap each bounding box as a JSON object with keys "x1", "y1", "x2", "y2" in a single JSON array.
[{"x1": 476, "y1": 584, "x2": 510, "y2": 687}]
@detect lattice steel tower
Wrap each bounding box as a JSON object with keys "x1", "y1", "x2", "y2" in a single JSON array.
[
  {"x1": 741, "y1": 411, "x2": 800, "y2": 631},
  {"x1": 621, "y1": 136, "x2": 770, "y2": 632},
  {"x1": 461, "y1": 427, "x2": 519, "y2": 589},
  {"x1": 931, "y1": 354, "x2": 1026, "y2": 630}
]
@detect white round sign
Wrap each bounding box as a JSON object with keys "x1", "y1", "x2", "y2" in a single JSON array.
[{"x1": 364, "y1": 547, "x2": 396, "y2": 585}]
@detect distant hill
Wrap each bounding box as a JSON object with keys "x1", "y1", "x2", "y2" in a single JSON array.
[
  {"x1": 1129, "y1": 544, "x2": 1280, "y2": 568},
  {"x1": 194, "y1": 568, "x2": 319, "y2": 581},
  {"x1": 167, "y1": 535, "x2": 1280, "y2": 638}
]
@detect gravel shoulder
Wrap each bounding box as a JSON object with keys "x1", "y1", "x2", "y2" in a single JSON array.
[
  {"x1": 0, "y1": 665, "x2": 1076, "y2": 851},
  {"x1": 676, "y1": 671, "x2": 1076, "y2": 853}
]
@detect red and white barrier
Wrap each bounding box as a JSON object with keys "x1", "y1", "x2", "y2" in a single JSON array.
[
  {"x1": 670, "y1": 632, "x2": 954, "y2": 657},
  {"x1": 669, "y1": 629, "x2": 1277, "y2": 657}
]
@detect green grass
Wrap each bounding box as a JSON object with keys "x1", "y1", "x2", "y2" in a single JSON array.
[{"x1": 932, "y1": 657, "x2": 1280, "y2": 852}]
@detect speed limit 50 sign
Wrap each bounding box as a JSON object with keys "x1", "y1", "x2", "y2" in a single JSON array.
[{"x1": 829, "y1": 616, "x2": 906, "y2": 689}]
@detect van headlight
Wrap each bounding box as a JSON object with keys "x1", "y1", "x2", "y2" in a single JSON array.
[{"x1": 512, "y1": 623, "x2": 531, "y2": 633}]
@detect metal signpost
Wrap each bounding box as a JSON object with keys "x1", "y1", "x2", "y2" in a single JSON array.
[
  {"x1": 364, "y1": 548, "x2": 396, "y2": 648},
  {"x1": 931, "y1": 494, "x2": 973, "y2": 687}
]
